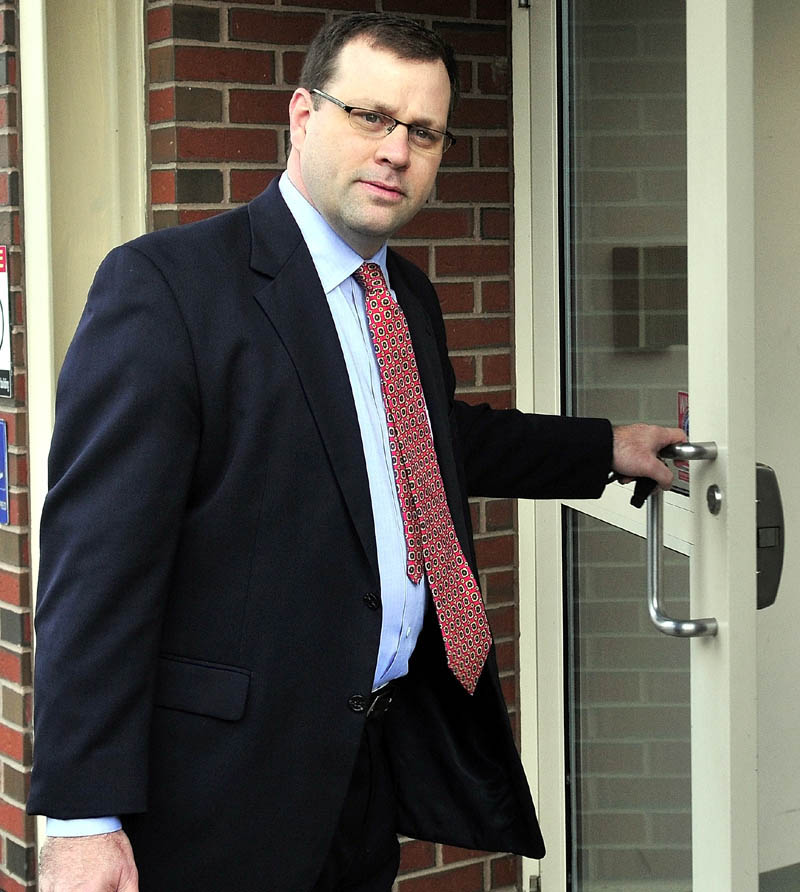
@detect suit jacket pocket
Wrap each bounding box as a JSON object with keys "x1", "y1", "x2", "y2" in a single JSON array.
[{"x1": 154, "y1": 653, "x2": 251, "y2": 721}]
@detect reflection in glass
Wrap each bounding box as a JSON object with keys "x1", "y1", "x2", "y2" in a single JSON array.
[
  {"x1": 563, "y1": 0, "x2": 688, "y2": 433},
  {"x1": 565, "y1": 511, "x2": 691, "y2": 891}
]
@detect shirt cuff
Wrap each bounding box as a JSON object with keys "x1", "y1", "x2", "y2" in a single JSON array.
[{"x1": 46, "y1": 816, "x2": 122, "y2": 837}]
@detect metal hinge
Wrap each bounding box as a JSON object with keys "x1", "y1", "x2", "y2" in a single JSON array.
[
  {"x1": 519, "y1": 0, "x2": 531, "y2": 8},
  {"x1": 529, "y1": 875, "x2": 541, "y2": 892}
]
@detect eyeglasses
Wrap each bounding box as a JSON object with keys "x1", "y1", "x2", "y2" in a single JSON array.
[{"x1": 311, "y1": 89, "x2": 456, "y2": 156}]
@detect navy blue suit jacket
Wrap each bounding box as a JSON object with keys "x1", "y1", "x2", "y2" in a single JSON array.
[{"x1": 29, "y1": 181, "x2": 613, "y2": 890}]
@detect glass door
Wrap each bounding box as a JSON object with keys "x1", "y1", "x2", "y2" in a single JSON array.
[
  {"x1": 562, "y1": 2, "x2": 691, "y2": 887},
  {"x1": 516, "y1": 0, "x2": 758, "y2": 889}
]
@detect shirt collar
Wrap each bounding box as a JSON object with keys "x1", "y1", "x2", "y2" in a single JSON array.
[{"x1": 278, "y1": 172, "x2": 389, "y2": 294}]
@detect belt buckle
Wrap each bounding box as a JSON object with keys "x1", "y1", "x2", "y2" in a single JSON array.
[{"x1": 366, "y1": 685, "x2": 393, "y2": 719}]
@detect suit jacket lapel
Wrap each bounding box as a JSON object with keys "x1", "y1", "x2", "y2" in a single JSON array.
[{"x1": 247, "y1": 182, "x2": 379, "y2": 581}]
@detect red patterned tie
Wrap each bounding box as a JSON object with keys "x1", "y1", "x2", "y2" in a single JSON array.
[{"x1": 354, "y1": 262, "x2": 492, "y2": 695}]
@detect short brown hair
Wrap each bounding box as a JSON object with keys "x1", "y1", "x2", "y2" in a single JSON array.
[{"x1": 300, "y1": 13, "x2": 459, "y2": 118}]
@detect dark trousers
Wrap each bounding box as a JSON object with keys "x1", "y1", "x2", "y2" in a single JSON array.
[{"x1": 311, "y1": 713, "x2": 400, "y2": 892}]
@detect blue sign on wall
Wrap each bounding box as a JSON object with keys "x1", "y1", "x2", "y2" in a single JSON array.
[{"x1": 0, "y1": 420, "x2": 9, "y2": 525}]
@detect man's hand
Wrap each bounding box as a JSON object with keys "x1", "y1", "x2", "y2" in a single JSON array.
[
  {"x1": 39, "y1": 830, "x2": 139, "y2": 892},
  {"x1": 612, "y1": 423, "x2": 687, "y2": 490}
]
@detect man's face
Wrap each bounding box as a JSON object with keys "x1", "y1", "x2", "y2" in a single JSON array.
[{"x1": 288, "y1": 39, "x2": 451, "y2": 258}]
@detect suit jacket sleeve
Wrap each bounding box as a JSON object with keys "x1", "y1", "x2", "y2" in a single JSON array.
[
  {"x1": 28, "y1": 244, "x2": 201, "y2": 818},
  {"x1": 390, "y1": 251, "x2": 614, "y2": 501}
]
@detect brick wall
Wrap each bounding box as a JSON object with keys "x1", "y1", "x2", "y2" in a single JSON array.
[
  {"x1": 147, "y1": 1, "x2": 521, "y2": 889},
  {"x1": 0, "y1": 4, "x2": 34, "y2": 890}
]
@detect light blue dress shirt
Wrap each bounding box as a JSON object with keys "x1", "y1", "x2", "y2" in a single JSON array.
[{"x1": 47, "y1": 172, "x2": 428, "y2": 837}]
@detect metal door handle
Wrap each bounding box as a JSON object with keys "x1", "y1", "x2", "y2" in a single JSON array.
[{"x1": 646, "y1": 441, "x2": 719, "y2": 637}]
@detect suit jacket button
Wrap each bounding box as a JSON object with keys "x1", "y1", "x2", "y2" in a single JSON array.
[
  {"x1": 348, "y1": 695, "x2": 367, "y2": 713},
  {"x1": 363, "y1": 592, "x2": 381, "y2": 610}
]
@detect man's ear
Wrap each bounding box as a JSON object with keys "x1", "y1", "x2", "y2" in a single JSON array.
[{"x1": 288, "y1": 88, "x2": 313, "y2": 151}]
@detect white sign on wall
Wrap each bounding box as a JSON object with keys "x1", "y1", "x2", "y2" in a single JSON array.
[{"x1": 0, "y1": 246, "x2": 12, "y2": 398}]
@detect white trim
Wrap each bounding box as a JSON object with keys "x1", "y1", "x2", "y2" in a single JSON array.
[
  {"x1": 19, "y1": 0, "x2": 54, "y2": 851},
  {"x1": 22, "y1": 0, "x2": 148, "y2": 852},
  {"x1": 513, "y1": 0, "x2": 566, "y2": 886}
]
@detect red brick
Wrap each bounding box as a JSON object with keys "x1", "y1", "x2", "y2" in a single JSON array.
[
  {"x1": 436, "y1": 244, "x2": 509, "y2": 277},
  {"x1": 149, "y1": 45, "x2": 174, "y2": 82},
  {"x1": 441, "y1": 134, "x2": 472, "y2": 167},
  {"x1": 480, "y1": 208, "x2": 510, "y2": 240},
  {"x1": 230, "y1": 89, "x2": 292, "y2": 124},
  {"x1": 5, "y1": 54, "x2": 17, "y2": 87},
  {"x1": 0, "y1": 571, "x2": 29, "y2": 608},
  {"x1": 394, "y1": 245, "x2": 429, "y2": 274},
  {"x1": 493, "y1": 638, "x2": 516, "y2": 672},
  {"x1": 500, "y1": 673, "x2": 517, "y2": 707},
  {"x1": 398, "y1": 839, "x2": 436, "y2": 873},
  {"x1": 149, "y1": 87, "x2": 175, "y2": 124},
  {"x1": 0, "y1": 648, "x2": 29, "y2": 685},
  {"x1": 230, "y1": 169, "x2": 280, "y2": 202},
  {"x1": 0, "y1": 11, "x2": 14, "y2": 45},
  {"x1": 397, "y1": 862, "x2": 483, "y2": 892},
  {"x1": 491, "y1": 854, "x2": 519, "y2": 888},
  {"x1": 0, "y1": 95, "x2": 16, "y2": 128},
  {"x1": 178, "y1": 209, "x2": 225, "y2": 225},
  {"x1": 0, "y1": 173, "x2": 9, "y2": 205},
  {"x1": 174, "y1": 46, "x2": 273, "y2": 84},
  {"x1": 487, "y1": 604, "x2": 516, "y2": 639},
  {"x1": 150, "y1": 169, "x2": 176, "y2": 204},
  {"x1": 0, "y1": 133, "x2": 18, "y2": 168},
  {"x1": 0, "y1": 722, "x2": 23, "y2": 761},
  {"x1": 230, "y1": 10, "x2": 325, "y2": 44},
  {"x1": 8, "y1": 252, "x2": 22, "y2": 287},
  {"x1": 384, "y1": 0, "x2": 470, "y2": 14},
  {"x1": 451, "y1": 97, "x2": 508, "y2": 130},
  {"x1": 479, "y1": 136, "x2": 509, "y2": 168},
  {"x1": 460, "y1": 388, "x2": 512, "y2": 409},
  {"x1": 11, "y1": 369, "x2": 25, "y2": 402},
  {"x1": 436, "y1": 282, "x2": 474, "y2": 314},
  {"x1": 441, "y1": 845, "x2": 492, "y2": 864},
  {"x1": 437, "y1": 171, "x2": 509, "y2": 203},
  {"x1": 282, "y1": 0, "x2": 373, "y2": 8},
  {"x1": 477, "y1": 0, "x2": 507, "y2": 18},
  {"x1": 151, "y1": 125, "x2": 177, "y2": 163},
  {"x1": 0, "y1": 412, "x2": 26, "y2": 448},
  {"x1": 482, "y1": 280, "x2": 510, "y2": 312},
  {"x1": 8, "y1": 453, "x2": 28, "y2": 488},
  {"x1": 482, "y1": 353, "x2": 511, "y2": 387},
  {"x1": 147, "y1": 5, "x2": 172, "y2": 42},
  {"x1": 435, "y1": 23, "x2": 507, "y2": 57},
  {"x1": 0, "y1": 867, "x2": 28, "y2": 892},
  {"x1": 457, "y1": 59, "x2": 473, "y2": 94},
  {"x1": 177, "y1": 127, "x2": 278, "y2": 162},
  {"x1": 478, "y1": 60, "x2": 510, "y2": 95},
  {"x1": 450, "y1": 355, "x2": 475, "y2": 387},
  {"x1": 474, "y1": 533, "x2": 514, "y2": 568},
  {"x1": 397, "y1": 208, "x2": 472, "y2": 240},
  {"x1": 282, "y1": 51, "x2": 305, "y2": 84},
  {"x1": 444, "y1": 317, "x2": 509, "y2": 350},
  {"x1": 8, "y1": 492, "x2": 27, "y2": 527},
  {"x1": 485, "y1": 498, "x2": 513, "y2": 531}
]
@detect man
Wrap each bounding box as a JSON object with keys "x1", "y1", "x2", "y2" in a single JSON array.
[{"x1": 28, "y1": 13, "x2": 684, "y2": 892}]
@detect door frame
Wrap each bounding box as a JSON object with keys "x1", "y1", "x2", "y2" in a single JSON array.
[{"x1": 513, "y1": 0, "x2": 758, "y2": 888}]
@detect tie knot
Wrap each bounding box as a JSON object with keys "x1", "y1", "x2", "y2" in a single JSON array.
[{"x1": 354, "y1": 262, "x2": 386, "y2": 292}]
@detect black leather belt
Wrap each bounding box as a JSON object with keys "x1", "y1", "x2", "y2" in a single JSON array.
[{"x1": 365, "y1": 682, "x2": 395, "y2": 719}]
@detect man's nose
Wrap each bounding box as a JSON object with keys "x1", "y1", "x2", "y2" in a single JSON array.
[{"x1": 376, "y1": 124, "x2": 411, "y2": 166}]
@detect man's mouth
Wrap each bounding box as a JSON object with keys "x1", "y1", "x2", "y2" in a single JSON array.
[{"x1": 360, "y1": 180, "x2": 405, "y2": 199}]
